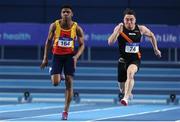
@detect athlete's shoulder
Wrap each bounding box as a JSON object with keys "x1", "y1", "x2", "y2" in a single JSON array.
[
  {"x1": 48, "y1": 21, "x2": 56, "y2": 31},
  {"x1": 137, "y1": 25, "x2": 146, "y2": 32},
  {"x1": 52, "y1": 19, "x2": 60, "y2": 29},
  {"x1": 53, "y1": 19, "x2": 60, "y2": 25},
  {"x1": 137, "y1": 25, "x2": 152, "y2": 35},
  {"x1": 70, "y1": 21, "x2": 79, "y2": 32},
  {"x1": 73, "y1": 21, "x2": 78, "y2": 25},
  {"x1": 73, "y1": 22, "x2": 83, "y2": 30},
  {"x1": 137, "y1": 24, "x2": 147, "y2": 30}
]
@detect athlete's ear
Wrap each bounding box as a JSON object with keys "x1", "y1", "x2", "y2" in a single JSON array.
[
  {"x1": 134, "y1": 17, "x2": 136, "y2": 23},
  {"x1": 71, "y1": 12, "x2": 73, "y2": 17},
  {"x1": 123, "y1": 17, "x2": 125, "y2": 24}
]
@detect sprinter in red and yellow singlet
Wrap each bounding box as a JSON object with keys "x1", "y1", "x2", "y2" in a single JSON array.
[{"x1": 40, "y1": 5, "x2": 85, "y2": 120}]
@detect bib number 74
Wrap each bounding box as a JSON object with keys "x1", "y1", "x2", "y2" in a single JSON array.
[{"x1": 125, "y1": 43, "x2": 139, "y2": 53}]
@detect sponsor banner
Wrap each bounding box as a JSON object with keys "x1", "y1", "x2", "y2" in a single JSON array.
[{"x1": 0, "y1": 23, "x2": 179, "y2": 48}]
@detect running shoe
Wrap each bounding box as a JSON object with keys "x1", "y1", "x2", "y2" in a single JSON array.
[
  {"x1": 61, "y1": 111, "x2": 68, "y2": 120},
  {"x1": 120, "y1": 98, "x2": 128, "y2": 106}
]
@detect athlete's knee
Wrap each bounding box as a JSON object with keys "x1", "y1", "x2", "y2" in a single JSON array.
[
  {"x1": 66, "y1": 83, "x2": 73, "y2": 90},
  {"x1": 65, "y1": 75, "x2": 73, "y2": 82},
  {"x1": 52, "y1": 79, "x2": 59, "y2": 86},
  {"x1": 51, "y1": 74, "x2": 60, "y2": 86}
]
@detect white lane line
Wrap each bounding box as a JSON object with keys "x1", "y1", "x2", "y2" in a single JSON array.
[
  {"x1": 0, "y1": 103, "x2": 87, "y2": 114},
  {"x1": 0, "y1": 103, "x2": 49, "y2": 109},
  {"x1": 87, "y1": 106, "x2": 180, "y2": 121},
  {"x1": 0, "y1": 103, "x2": 30, "y2": 108},
  {"x1": 5, "y1": 105, "x2": 180, "y2": 121},
  {"x1": 4, "y1": 105, "x2": 121, "y2": 121}
]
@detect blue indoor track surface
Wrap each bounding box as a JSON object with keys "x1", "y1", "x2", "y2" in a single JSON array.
[
  {"x1": 0, "y1": 65, "x2": 180, "y2": 121},
  {"x1": 0, "y1": 102, "x2": 180, "y2": 121}
]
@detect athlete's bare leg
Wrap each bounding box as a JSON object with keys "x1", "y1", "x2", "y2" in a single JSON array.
[
  {"x1": 118, "y1": 80, "x2": 133, "y2": 102},
  {"x1": 123, "y1": 64, "x2": 137, "y2": 100},
  {"x1": 64, "y1": 75, "x2": 73, "y2": 112},
  {"x1": 118, "y1": 82, "x2": 125, "y2": 93}
]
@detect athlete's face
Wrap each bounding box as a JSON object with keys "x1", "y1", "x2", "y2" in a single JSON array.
[
  {"x1": 61, "y1": 8, "x2": 73, "y2": 20},
  {"x1": 123, "y1": 14, "x2": 136, "y2": 30}
]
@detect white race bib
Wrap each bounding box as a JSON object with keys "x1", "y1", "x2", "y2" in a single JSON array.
[
  {"x1": 58, "y1": 37, "x2": 73, "y2": 48},
  {"x1": 125, "y1": 43, "x2": 139, "y2": 53}
]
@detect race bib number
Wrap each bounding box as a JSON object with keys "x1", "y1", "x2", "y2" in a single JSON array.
[
  {"x1": 58, "y1": 37, "x2": 73, "y2": 48},
  {"x1": 125, "y1": 43, "x2": 139, "y2": 53}
]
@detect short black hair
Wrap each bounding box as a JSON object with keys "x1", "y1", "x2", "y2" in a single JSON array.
[
  {"x1": 123, "y1": 8, "x2": 136, "y2": 17},
  {"x1": 61, "y1": 4, "x2": 73, "y2": 11}
]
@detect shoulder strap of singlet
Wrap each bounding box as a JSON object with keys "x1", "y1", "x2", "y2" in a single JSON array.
[{"x1": 54, "y1": 20, "x2": 60, "y2": 38}]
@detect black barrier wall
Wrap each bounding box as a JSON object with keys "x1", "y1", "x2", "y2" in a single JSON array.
[{"x1": 0, "y1": 0, "x2": 179, "y2": 25}]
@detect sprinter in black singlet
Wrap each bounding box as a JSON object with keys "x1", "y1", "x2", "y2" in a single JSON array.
[{"x1": 108, "y1": 8, "x2": 161, "y2": 106}]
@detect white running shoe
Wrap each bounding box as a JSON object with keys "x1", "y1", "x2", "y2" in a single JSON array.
[{"x1": 120, "y1": 98, "x2": 128, "y2": 106}]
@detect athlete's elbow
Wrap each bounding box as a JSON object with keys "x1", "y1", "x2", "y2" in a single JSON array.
[
  {"x1": 79, "y1": 42, "x2": 85, "y2": 50},
  {"x1": 81, "y1": 44, "x2": 85, "y2": 51},
  {"x1": 45, "y1": 39, "x2": 51, "y2": 46},
  {"x1": 150, "y1": 31, "x2": 155, "y2": 38}
]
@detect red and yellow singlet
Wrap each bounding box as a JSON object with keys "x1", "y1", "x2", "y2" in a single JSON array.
[{"x1": 52, "y1": 20, "x2": 77, "y2": 55}]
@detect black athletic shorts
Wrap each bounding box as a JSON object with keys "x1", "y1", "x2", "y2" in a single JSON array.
[
  {"x1": 50, "y1": 54, "x2": 75, "y2": 76},
  {"x1": 118, "y1": 57, "x2": 140, "y2": 82}
]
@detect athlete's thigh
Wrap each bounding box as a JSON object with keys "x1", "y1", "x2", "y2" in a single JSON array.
[
  {"x1": 64, "y1": 54, "x2": 75, "y2": 76},
  {"x1": 50, "y1": 54, "x2": 64, "y2": 75},
  {"x1": 50, "y1": 55, "x2": 64, "y2": 84}
]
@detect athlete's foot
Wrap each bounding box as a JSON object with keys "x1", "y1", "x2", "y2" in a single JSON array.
[
  {"x1": 61, "y1": 111, "x2": 68, "y2": 120},
  {"x1": 120, "y1": 98, "x2": 128, "y2": 106}
]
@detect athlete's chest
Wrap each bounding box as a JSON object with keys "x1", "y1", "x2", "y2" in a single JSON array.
[
  {"x1": 123, "y1": 30, "x2": 141, "y2": 43},
  {"x1": 60, "y1": 30, "x2": 71, "y2": 37}
]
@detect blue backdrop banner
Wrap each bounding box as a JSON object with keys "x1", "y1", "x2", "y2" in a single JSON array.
[{"x1": 0, "y1": 23, "x2": 179, "y2": 48}]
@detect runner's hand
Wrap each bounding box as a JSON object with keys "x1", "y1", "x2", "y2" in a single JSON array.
[
  {"x1": 154, "y1": 49, "x2": 161, "y2": 58},
  {"x1": 115, "y1": 23, "x2": 123, "y2": 33},
  {"x1": 40, "y1": 59, "x2": 48, "y2": 69}
]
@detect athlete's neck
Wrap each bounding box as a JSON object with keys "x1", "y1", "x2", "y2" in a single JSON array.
[
  {"x1": 60, "y1": 19, "x2": 73, "y2": 29},
  {"x1": 125, "y1": 25, "x2": 135, "y2": 31}
]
